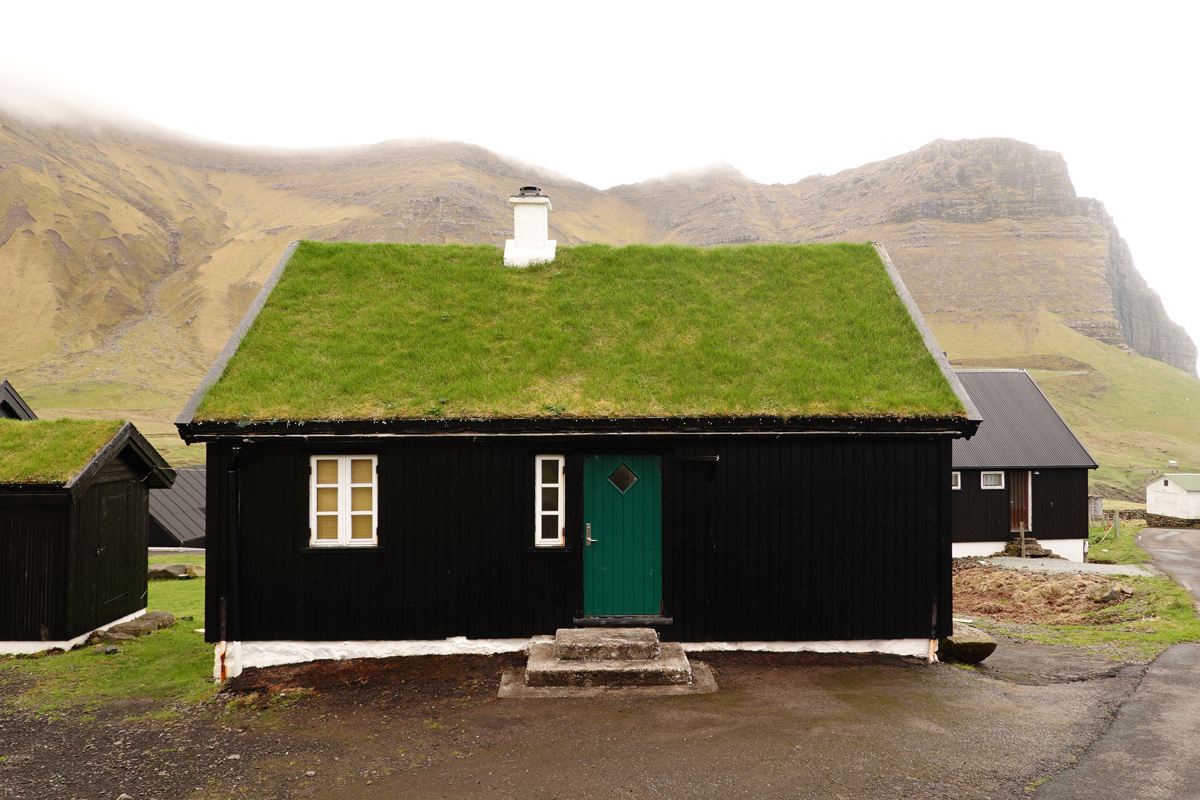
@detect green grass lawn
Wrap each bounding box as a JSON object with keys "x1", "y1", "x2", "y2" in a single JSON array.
[
  {"x1": 1088, "y1": 520, "x2": 1152, "y2": 564},
  {"x1": 999, "y1": 575, "x2": 1200, "y2": 661},
  {"x1": 0, "y1": 573, "x2": 214, "y2": 716}
]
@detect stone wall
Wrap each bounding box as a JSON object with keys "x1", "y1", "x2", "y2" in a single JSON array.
[{"x1": 1145, "y1": 513, "x2": 1200, "y2": 530}]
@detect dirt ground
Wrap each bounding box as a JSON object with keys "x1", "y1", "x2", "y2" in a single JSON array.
[{"x1": 0, "y1": 563, "x2": 1152, "y2": 800}]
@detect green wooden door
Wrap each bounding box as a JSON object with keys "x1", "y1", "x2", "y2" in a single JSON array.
[{"x1": 582, "y1": 454, "x2": 662, "y2": 616}]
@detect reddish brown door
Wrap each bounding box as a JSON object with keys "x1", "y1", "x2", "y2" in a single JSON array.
[{"x1": 1009, "y1": 470, "x2": 1030, "y2": 532}]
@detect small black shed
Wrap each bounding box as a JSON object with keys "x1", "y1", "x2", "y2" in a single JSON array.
[
  {"x1": 951, "y1": 370, "x2": 1097, "y2": 561},
  {"x1": 0, "y1": 419, "x2": 175, "y2": 653},
  {"x1": 178, "y1": 240, "x2": 981, "y2": 675}
]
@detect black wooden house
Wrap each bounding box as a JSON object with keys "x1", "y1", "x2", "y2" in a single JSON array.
[
  {"x1": 951, "y1": 370, "x2": 1097, "y2": 561},
  {"x1": 0, "y1": 420, "x2": 175, "y2": 653},
  {"x1": 178, "y1": 236, "x2": 980, "y2": 675}
]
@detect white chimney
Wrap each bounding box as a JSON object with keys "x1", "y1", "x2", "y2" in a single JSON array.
[{"x1": 503, "y1": 186, "x2": 556, "y2": 267}]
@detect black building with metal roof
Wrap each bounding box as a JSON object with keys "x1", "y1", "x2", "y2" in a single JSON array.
[
  {"x1": 149, "y1": 465, "x2": 207, "y2": 548},
  {"x1": 951, "y1": 370, "x2": 1098, "y2": 561}
]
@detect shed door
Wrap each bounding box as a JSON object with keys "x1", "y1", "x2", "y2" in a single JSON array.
[
  {"x1": 97, "y1": 486, "x2": 132, "y2": 620},
  {"x1": 582, "y1": 454, "x2": 662, "y2": 616},
  {"x1": 1010, "y1": 470, "x2": 1031, "y2": 533}
]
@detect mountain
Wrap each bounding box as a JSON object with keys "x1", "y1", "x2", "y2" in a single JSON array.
[{"x1": 1, "y1": 109, "x2": 1196, "y2": 498}]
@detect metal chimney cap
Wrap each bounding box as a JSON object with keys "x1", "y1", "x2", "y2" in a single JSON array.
[{"x1": 516, "y1": 186, "x2": 545, "y2": 197}]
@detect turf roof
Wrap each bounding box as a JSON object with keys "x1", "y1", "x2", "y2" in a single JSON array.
[
  {"x1": 0, "y1": 418, "x2": 125, "y2": 484},
  {"x1": 192, "y1": 241, "x2": 966, "y2": 422}
]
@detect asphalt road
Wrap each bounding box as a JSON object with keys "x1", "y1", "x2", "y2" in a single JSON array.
[
  {"x1": 1138, "y1": 526, "x2": 1200, "y2": 599},
  {"x1": 1036, "y1": 527, "x2": 1200, "y2": 798}
]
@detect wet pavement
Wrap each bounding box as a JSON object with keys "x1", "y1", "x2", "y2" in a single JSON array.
[{"x1": 1033, "y1": 527, "x2": 1200, "y2": 797}]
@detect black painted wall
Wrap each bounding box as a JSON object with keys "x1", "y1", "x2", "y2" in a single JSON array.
[
  {"x1": 951, "y1": 468, "x2": 1089, "y2": 543},
  {"x1": 206, "y1": 433, "x2": 954, "y2": 645},
  {"x1": 0, "y1": 477, "x2": 149, "y2": 642}
]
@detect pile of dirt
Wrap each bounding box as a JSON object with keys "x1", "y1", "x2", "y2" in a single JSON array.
[{"x1": 953, "y1": 560, "x2": 1138, "y2": 625}]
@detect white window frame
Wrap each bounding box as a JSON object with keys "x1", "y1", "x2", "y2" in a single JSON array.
[
  {"x1": 535, "y1": 455, "x2": 566, "y2": 547},
  {"x1": 309, "y1": 455, "x2": 378, "y2": 547},
  {"x1": 950, "y1": 471, "x2": 961, "y2": 490},
  {"x1": 981, "y1": 471, "x2": 1005, "y2": 490}
]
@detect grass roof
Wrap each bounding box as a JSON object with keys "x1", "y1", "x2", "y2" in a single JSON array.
[
  {"x1": 193, "y1": 242, "x2": 965, "y2": 422},
  {"x1": 0, "y1": 418, "x2": 125, "y2": 484}
]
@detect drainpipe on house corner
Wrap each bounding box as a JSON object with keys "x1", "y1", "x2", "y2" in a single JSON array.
[{"x1": 216, "y1": 443, "x2": 244, "y2": 681}]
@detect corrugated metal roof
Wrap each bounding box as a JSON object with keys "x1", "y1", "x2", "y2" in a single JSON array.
[
  {"x1": 1160, "y1": 474, "x2": 1200, "y2": 492},
  {"x1": 149, "y1": 464, "x2": 206, "y2": 546},
  {"x1": 952, "y1": 370, "x2": 1097, "y2": 469}
]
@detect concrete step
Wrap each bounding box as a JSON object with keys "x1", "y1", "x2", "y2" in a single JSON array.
[
  {"x1": 553, "y1": 627, "x2": 661, "y2": 661},
  {"x1": 524, "y1": 641, "x2": 693, "y2": 688}
]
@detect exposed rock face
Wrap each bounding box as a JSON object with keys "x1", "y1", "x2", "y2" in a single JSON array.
[
  {"x1": 1, "y1": 109, "x2": 1195, "y2": 397},
  {"x1": 1085, "y1": 199, "x2": 1199, "y2": 376}
]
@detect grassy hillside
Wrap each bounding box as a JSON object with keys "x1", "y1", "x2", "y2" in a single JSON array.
[{"x1": 938, "y1": 312, "x2": 1200, "y2": 499}]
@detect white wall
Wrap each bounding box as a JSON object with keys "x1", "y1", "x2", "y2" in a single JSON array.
[{"x1": 1147, "y1": 478, "x2": 1200, "y2": 519}]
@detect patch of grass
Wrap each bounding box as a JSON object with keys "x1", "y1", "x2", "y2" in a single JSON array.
[
  {"x1": 149, "y1": 553, "x2": 207, "y2": 569},
  {"x1": 0, "y1": 577, "x2": 214, "y2": 715},
  {"x1": 1088, "y1": 521, "x2": 1152, "y2": 564},
  {"x1": 195, "y1": 242, "x2": 965, "y2": 422},
  {"x1": 0, "y1": 418, "x2": 125, "y2": 483},
  {"x1": 996, "y1": 576, "x2": 1200, "y2": 660}
]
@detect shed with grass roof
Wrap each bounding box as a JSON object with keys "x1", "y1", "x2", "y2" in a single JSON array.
[
  {"x1": 178, "y1": 231, "x2": 981, "y2": 677},
  {"x1": 0, "y1": 420, "x2": 175, "y2": 653}
]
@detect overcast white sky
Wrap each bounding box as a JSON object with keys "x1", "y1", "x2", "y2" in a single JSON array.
[{"x1": 1, "y1": 1, "x2": 1197, "y2": 371}]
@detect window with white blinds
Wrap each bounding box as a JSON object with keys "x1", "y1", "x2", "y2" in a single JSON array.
[{"x1": 310, "y1": 455, "x2": 378, "y2": 546}]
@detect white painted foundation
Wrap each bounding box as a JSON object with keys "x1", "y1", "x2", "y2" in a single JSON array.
[
  {"x1": 952, "y1": 541, "x2": 1008, "y2": 559},
  {"x1": 0, "y1": 607, "x2": 147, "y2": 655},
  {"x1": 214, "y1": 636, "x2": 935, "y2": 680},
  {"x1": 953, "y1": 538, "x2": 1087, "y2": 562},
  {"x1": 215, "y1": 637, "x2": 534, "y2": 680},
  {"x1": 682, "y1": 638, "x2": 932, "y2": 659}
]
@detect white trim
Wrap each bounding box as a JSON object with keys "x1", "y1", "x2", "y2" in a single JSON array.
[
  {"x1": 981, "y1": 470, "x2": 1005, "y2": 489},
  {"x1": 951, "y1": 471, "x2": 961, "y2": 490},
  {"x1": 682, "y1": 638, "x2": 931, "y2": 659},
  {"x1": 218, "y1": 637, "x2": 535, "y2": 679},
  {"x1": 952, "y1": 539, "x2": 1087, "y2": 562},
  {"x1": 952, "y1": 541, "x2": 1009, "y2": 559},
  {"x1": 534, "y1": 454, "x2": 566, "y2": 547},
  {"x1": 309, "y1": 455, "x2": 378, "y2": 547},
  {"x1": 214, "y1": 636, "x2": 933, "y2": 680},
  {"x1": 0, "y1": 607, "x2": 146, "y2": 655}
]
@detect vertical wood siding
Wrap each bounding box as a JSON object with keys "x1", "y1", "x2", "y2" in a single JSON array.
[
  {"x1": 209, "y1": 433, "x2": 952, "y2": 644},
  {"x1": 950, "y1": 469, "x2": 1011, "y2": 542},
  {"x1": 952, "y1": 468, "x2": 1089, "y2": 543},
  {"x1": 0, "y1": 501, "x2": 67, "y2": 640},
  {"x1": 66, "y1": 480, "x2": 149, "y2": 636},
  {"x1": 1032, "y1": 469, "x2": 1089, "y2": 541}
]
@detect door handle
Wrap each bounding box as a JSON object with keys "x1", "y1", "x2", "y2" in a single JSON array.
[{"x1": 586, "y1": 523, "x2": 598, "y2": 546}]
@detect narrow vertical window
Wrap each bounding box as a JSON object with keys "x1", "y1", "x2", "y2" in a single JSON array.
[
  {"x1": 535, "y1": 455, "x2": 566, "y2": 547},
  {"x1": 950, "y1": 471, "x2": 961, "y2": 490},
  {"x1": 310, "y1": 455, "x2": 378, "y2": 546}
]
